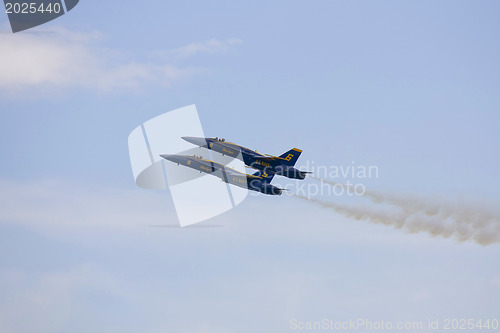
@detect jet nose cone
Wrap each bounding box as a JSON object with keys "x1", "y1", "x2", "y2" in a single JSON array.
[
  {"x1": 160, "y1": 154, "x2": 177, "y2": 162},
  {"x1": 182, "y1": 136, "x2": 208, "y2": 147}
]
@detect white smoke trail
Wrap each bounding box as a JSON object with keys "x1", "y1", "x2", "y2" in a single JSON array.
[
  {"x1": 301, "y1": 177, "x2": 500, "y2": 245},
  {"x1": 311, "y1": 176, "x2": 442, "y2": 214}
]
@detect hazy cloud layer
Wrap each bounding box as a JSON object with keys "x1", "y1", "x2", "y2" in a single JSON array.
[
  {"x1": 0, "y1": 178, "x2": 412, "y2": 246},
  {"x1": 0, "y1": 29, "x2": 241, "y2": 94},
  {"x1": 0, "y1": 178, "x2": 173, "y2": 232},
  {"x1": 0, "y1": 178, "x2": 499, "y2": 333}
]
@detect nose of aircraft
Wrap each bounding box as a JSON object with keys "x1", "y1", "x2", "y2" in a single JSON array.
[
  {"x1": 181, "y1": 136, "x2": 208, "y2": 147},
  {"x1": 160, "y1": 154, "x2": 180, "y2": 163}
]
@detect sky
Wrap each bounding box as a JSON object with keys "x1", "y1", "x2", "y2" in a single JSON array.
[{"x1": 0, "y1": 1, "x2": 499, "y2": 332}]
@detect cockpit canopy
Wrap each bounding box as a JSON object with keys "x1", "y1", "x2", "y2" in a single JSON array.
[{"x1": 214, "y1": 137, "x2": 225, "y2": 142}]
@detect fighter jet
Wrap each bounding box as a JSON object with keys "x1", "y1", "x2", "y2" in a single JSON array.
[
  {"x1": 182, "y1": 137, "x2": 311, "y2": 180},
  {"x1": 160, "y1": 154, "x2": 285, "y2": 195}
]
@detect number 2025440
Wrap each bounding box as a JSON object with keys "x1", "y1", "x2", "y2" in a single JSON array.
[{"x1": 5, "y1": 2, "x2": 62, "y2": 14}]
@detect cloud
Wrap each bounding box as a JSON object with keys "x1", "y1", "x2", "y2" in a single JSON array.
[
  {"x1": 1, "y1": 178, "x2": 499, "y2": 332},
  {"x1": 0, "y1": 177, "x2": 391, "y2": 245},
  {"x1": 0, "y1": 176, "x2": 421, "y2": 258},
  {"x1": 0, "y1": 264, "x2": 156, "y2": 333},
  {"x1": 0, "y1": 29, "x2": 240, "y2": 94},
  {"x1": 0, "y1": 178, "x2": 173, "y2": 233},
  {"x1": 0, "y1": 177, "x2": 468, "y2": 247},
  {"x1": 0, "y1": 262, "x2": 330, "y2": 333},
  {"x1": 169, "y1": 38, "x2": 243, "y2": 58}
]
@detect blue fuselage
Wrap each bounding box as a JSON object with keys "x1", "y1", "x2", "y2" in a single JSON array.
[
  {"x1": 161, "y1": 154, "x2": 283, "y2": 195},
  {"x1": 182, "y1": 137, "x2": 307, "y2": 179}
]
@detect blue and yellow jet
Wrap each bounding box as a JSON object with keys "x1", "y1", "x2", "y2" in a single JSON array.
[
  {"x1": 182, "y1": 137, "x2": 311, "y2": 179},
  {"x1": 160, "y1": 154, "x2": 285, "y2": 195}
]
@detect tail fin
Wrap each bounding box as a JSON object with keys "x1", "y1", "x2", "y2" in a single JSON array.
[
  {"x1": 279, "y1": 148, "x2": 302, "y2": 166},
  {"x1": 252, "y1": 169, "x2": 275, "y2": 184}
]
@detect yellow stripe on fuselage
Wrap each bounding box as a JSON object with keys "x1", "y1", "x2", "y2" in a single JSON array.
[{"x1": 218, "y1": 141, "x2": 266, "y2": 157}]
